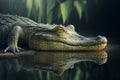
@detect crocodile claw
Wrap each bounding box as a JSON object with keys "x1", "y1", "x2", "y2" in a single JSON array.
[{"x1": 4, "y1": 46, "x2": 22, "y2": 54}]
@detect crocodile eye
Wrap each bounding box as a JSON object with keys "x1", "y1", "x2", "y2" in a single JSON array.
[
  {"x1": 57, "y1": 27, "x2": 65, "y2": 33},
  {"x1": 54, "y1": 26, "x2": 65, "y2": 33}
]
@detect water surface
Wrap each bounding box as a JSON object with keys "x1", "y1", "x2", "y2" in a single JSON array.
[{"x1": 0, "y1": 44, "x2": 119, "y2": 80}]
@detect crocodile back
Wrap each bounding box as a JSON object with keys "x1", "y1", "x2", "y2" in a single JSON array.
[
  {"x1": 0, "y1": 14, "x2": 38, "y2": 26},
  {"x1": 0, "y1": 14, "x2": 39, "y2": 44}
]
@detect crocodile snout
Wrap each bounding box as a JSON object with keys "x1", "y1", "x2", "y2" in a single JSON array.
[{"x1": 97, "y1": 35, "x2": 108, "y2": 43}]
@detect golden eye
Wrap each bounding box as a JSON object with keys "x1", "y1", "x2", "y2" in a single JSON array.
[{"x1": 57, "y1": 27, "x2": 65, "y2": 33}]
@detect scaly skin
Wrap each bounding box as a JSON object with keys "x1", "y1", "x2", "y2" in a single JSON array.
[{"x1": 0, "y1": 14, "x2": 108, "y2": 53}]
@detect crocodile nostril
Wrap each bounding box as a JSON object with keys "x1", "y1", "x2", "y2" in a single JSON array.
[{"x1": 97, "y1": 35, "x2": 107, "y2": 43}]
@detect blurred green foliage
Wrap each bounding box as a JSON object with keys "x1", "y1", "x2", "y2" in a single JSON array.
[{"x1": 7, "y1": 0, "x2": 98, "y2": 25}]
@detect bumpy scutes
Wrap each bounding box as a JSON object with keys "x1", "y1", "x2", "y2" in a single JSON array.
[{"x1": 0, "y1": 14, "x2": 107, "y2": 52}]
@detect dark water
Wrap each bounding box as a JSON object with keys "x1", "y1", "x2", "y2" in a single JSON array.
[{"x1": 0, "y1": 44, "x2": 119, "y2": 80}]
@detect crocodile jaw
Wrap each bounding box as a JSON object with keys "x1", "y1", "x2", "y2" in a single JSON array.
[
  {"x1": 29, "y1": 40, "x2": 107, "y2": 51},
  {"x1": 28, "y1": 35, "x2": 107, "y2": 51}
]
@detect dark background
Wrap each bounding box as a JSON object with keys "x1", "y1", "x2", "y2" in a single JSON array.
[
  {"x1": 72, "y1": 0, "x2": 120, "y2": 43},
  {"x1": 89, "y1": 0, "x2": 120, "y2": 43},
  {"x1": 68, "y1": 0, "x2": 120, "y2": 44}
]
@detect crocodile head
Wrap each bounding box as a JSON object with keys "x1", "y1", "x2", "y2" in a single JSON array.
[{"x1": 29, "y1": 24, "x2": 107, "y2": 51}]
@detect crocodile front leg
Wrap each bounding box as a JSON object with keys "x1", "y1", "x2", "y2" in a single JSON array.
[{"x1": 4, "y1": 26, "x2": 23, "y2": 54}]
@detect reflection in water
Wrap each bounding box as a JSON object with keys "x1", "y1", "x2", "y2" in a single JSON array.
[{"x1": 0, "y1": 51, "x2": 107, "y2": 75}]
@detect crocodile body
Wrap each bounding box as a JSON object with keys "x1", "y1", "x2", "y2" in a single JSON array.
[{"x1": 0, "y1": 14, "x2": 107, "y2": 53}]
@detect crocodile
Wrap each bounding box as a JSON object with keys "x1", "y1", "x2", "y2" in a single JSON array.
[{"x1": 0, "y1": 14, "x2": 108, "y2": 53}]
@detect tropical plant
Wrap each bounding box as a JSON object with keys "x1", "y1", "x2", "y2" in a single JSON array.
[
  {"x1": 8, "y1": 0, "x2": 98, "y2": 25},
  {"x1": 25, "y1": 0, "x2": 98, "y2": 24}
]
